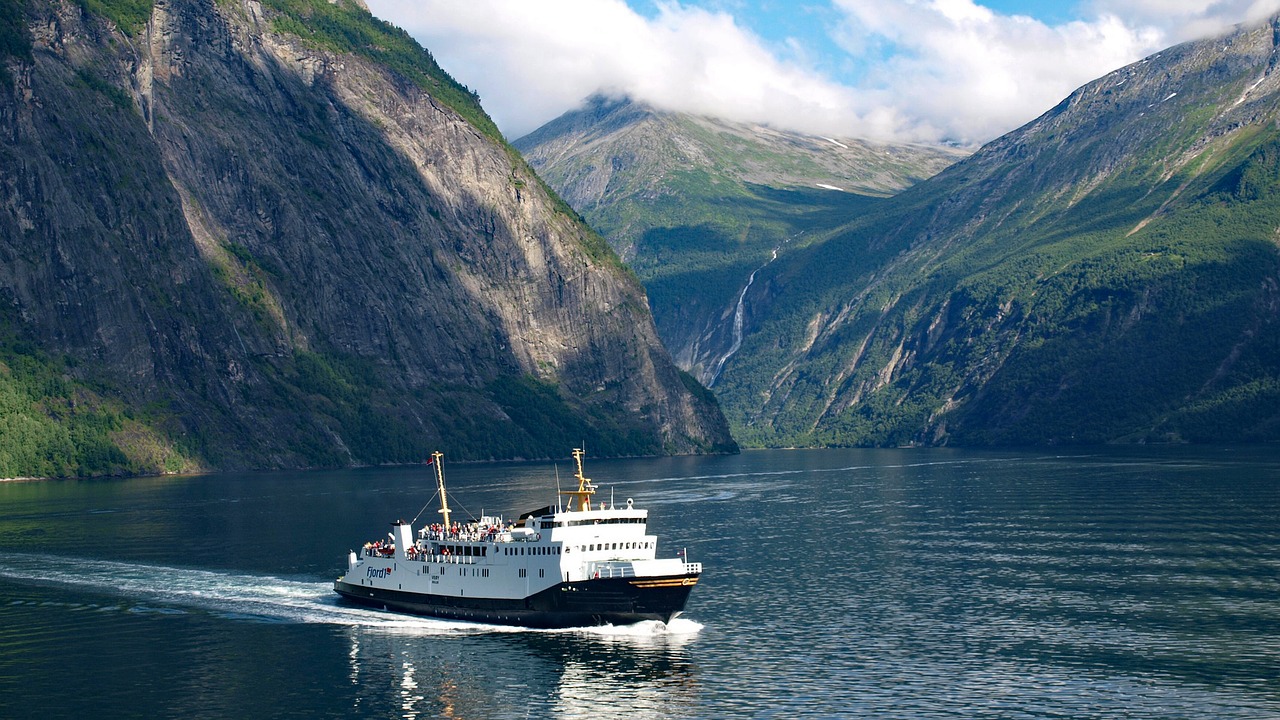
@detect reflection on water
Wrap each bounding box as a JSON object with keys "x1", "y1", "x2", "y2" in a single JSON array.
[{"x1": 344, "y1": 621, "x2": 702, "y2": 719}]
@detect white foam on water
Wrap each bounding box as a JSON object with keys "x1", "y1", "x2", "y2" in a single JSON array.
[{"x1": 0, "y1": 553, "x2": 703, "y2": 638}]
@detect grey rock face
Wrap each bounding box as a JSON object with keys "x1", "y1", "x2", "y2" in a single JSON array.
[{"x1": 0, "y1": 0, "x2": 734, "y2": 470}]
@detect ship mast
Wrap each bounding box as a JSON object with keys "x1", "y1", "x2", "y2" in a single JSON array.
[
  {"x1": 561, "y1": 448, "x2": 597, "y2": 511},
  {"x1": 433, "y1": 450, "x2": 451, "y2": 528}
]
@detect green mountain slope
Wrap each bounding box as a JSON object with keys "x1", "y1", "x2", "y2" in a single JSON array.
[
  {"x1": 0, "y1": 0, "x2": 734, "y2": 478},
  {"x1": 716, "y1": 17, "x2": 1280, "y2": 446},
  {"x1": 515, "y1": 96, "x2": 965, "y2": 384}
]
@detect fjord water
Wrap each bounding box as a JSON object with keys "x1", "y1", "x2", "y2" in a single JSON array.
[{"x1": 0, "y1": 448, "x2": 1277, "y2": 719}]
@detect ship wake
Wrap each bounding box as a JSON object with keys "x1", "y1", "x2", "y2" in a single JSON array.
[{"x1": 0, "y1": 553, "x2": 701, "y2": 637}]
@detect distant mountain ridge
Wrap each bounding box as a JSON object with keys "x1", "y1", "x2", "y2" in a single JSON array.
[
  {"x1": 712, "y1": 15, "x2": 1280, "y2": 446},
  {"x1": 517, "y1": 94, "x2": 966, "y2": 259},
  {"x1": 0, "y1": 0, "x2": 734, "y2": 478},
  {"x1": 516, "y1": 96, "x2": 965, "y2": 384}
]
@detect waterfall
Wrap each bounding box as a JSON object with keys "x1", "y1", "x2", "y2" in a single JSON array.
[{"x1": 708, "y1": 248, "x2": 778, "y2": 387}]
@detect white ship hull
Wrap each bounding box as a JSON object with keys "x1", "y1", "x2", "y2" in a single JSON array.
[{"x1": 334, "y1": 451, "x2": 702, "y2": 628}]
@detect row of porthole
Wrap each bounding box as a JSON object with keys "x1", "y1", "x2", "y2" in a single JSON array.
[{"x1": 579, "y1": 541, "x2": 653, "y2": 552}]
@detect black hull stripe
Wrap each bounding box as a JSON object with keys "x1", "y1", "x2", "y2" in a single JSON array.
[{"x1": 334, "y1": 574, "x2": 698, "y2": 629}]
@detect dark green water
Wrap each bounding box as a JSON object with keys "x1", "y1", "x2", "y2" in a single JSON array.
[{"x1": 0, "y1": 447, "x2": 1277, "y2": 718}]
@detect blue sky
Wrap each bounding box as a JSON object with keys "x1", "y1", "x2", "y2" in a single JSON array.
[
  {"x1": 368, "y1": 0, "x2": 1280, "y2": 145},
  {"x1": 623, "y1": 1, "x2": 1076, "y2": 81}
]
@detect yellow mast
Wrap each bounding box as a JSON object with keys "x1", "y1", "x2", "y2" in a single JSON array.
[
  {"x1": 433, "y1": 450, "x2": 451, "y2": 528},
  {"x1": 561, "y1": 448, "x2": 597, "y2": 511}
]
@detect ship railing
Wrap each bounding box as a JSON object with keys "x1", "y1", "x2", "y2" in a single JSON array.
[
  {"x1": 684, "y1": 562, "x2": 702, "y2": 574},
  {"x1": 362, "y1": 547, "x2": 478, "y2": 565},
  {"x1": 590, "y1": 563, "x2": 636, "y2": 579},
  {"x1": 420, "y1": 529, "x2": 508, "y2": 543}
]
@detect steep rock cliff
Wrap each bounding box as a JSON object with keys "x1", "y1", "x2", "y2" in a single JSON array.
[{"x1": 0, "y1": 0, "x2": 734, "y2": 476}]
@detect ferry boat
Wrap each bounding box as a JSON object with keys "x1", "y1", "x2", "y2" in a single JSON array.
[{"x1": 333, "y1": 450, "x2": 702, "y2": 628}]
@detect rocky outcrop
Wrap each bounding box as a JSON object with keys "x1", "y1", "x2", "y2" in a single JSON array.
[{"x1": 0, "y1": 0, "x2": 735, "y2": 473}]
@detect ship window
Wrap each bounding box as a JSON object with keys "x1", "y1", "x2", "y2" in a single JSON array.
[{"x1": 539, "y1": 569, "x2": 545, "y2": 578}]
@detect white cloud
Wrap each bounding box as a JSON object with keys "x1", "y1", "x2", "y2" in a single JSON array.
[
  {"x1": 829, "y1": 1, "x2": 1166, "y2": 143},
  {"x1": 367, "y1": 0, "x2": 880, "y2": 140},
  {"x1": 1085, "y1": 0, "x2": 1280, "y2": 41},
  {"x1": 365, "y1": 0, "x2": 1280, "y2": 145}
]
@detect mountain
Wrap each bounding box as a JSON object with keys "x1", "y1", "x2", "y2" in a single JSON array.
[
  {"x1": 0, "y1": 0, "x2": 735, "y2": 478},
  {"x1": 515, "y1": 96, "x2": 966, "y2": 385},
  {"x1": 714, "y1": 16, "x2": 1280, "y2": 447}
]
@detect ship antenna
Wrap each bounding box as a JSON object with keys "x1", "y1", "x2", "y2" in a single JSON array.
[
  {"x1": 411, "y1": 455, "x2": 442, "y2": 525},
  {"x1": 555, "y1": 464, "x2": 563, "y2": 514},
  {"x1": 560, "y1": 448, "x2": 597, "y2": 511},
  {"x1": 433, "y1": 451, "x2": 451, "y2": 528}
]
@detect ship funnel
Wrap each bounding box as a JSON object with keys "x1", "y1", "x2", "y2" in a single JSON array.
[{"x1": 393, "y1": 520, "x2": 413, "y2": 561}]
